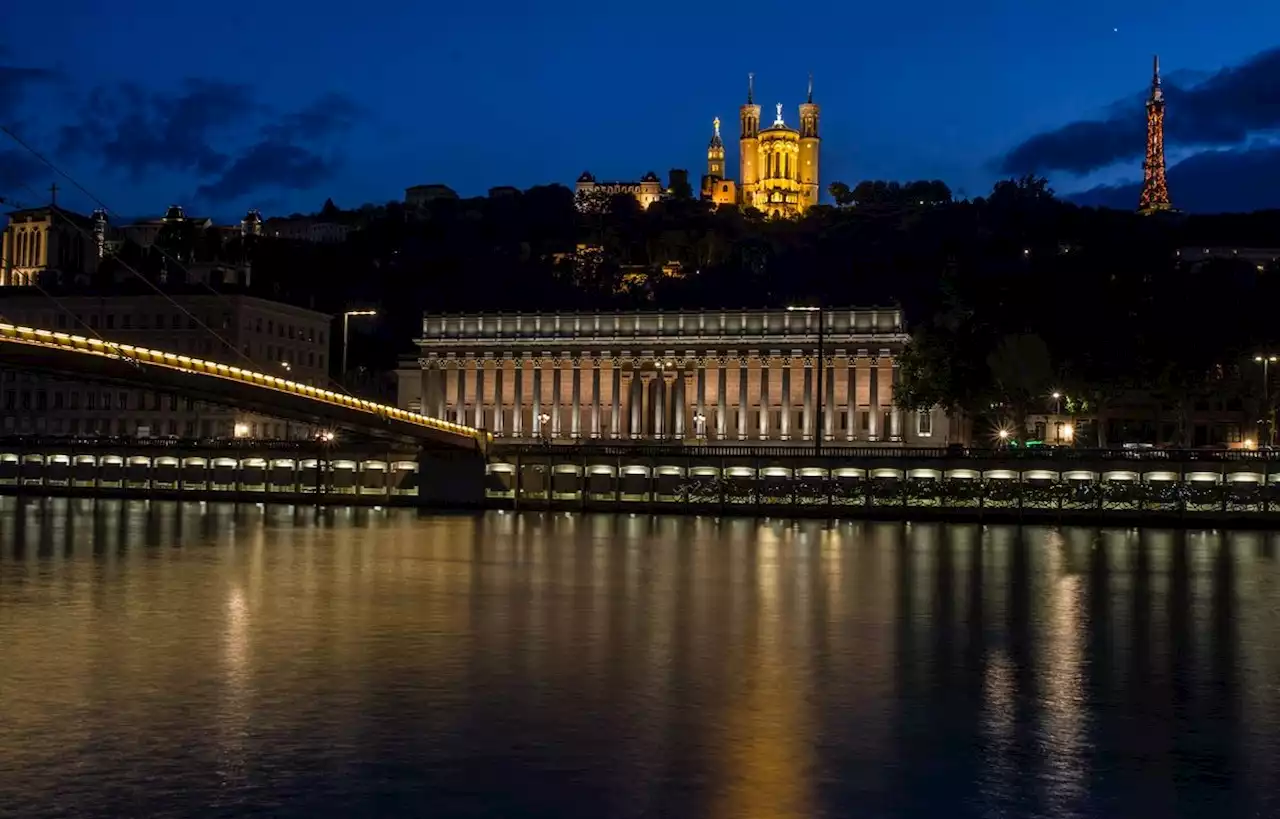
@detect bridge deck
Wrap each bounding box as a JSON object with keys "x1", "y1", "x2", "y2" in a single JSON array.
[{"x1": 0, "y1": 322, "x2": 489, "y2": 448}]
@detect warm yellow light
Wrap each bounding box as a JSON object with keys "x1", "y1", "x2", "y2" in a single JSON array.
[
  {"x1": 233, "y1": 423, "x2": 250, "y2": 438},
  {"x1": 998, "y1": 429, "x2": 1009, "y2": 439},
  {"x1": 1245, "y1": 438, "x2": 1256, "y2": 450},
  {"x1": 1062, "y1": 424, "x2": 1074, "y2": 439}
]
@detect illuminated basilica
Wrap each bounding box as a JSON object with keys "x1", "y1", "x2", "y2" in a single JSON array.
[
  {"x1": 579, "y1": 74, "x2": 821, "y2": 218},
  {"x1": 701, "y1": 73, "x2": 821, "y2": 218}
]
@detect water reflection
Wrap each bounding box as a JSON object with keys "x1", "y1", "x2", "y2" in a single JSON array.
[{"x1": 1, "y1": 498, "x2": 1279, "y2": 818}]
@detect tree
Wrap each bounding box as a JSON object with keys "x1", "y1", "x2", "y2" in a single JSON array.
[
  {"x1": 828, "y1": 181, "x2": 855, "y2": 207},
  {"x1": 986, "y1": 333, "x2": 1055, "y2": 439}
]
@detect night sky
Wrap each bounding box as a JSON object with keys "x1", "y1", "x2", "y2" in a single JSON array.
[{"x1": 3, "y1": 0, "x2": 1280, "y2": 220}]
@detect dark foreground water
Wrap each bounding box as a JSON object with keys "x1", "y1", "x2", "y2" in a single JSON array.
[{"x1": 1, "y1": 499, "x2": 1279, "y2": 819}]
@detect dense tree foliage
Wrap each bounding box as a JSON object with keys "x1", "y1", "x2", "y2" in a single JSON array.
[{"x1": 110, "y1": 177, "x2": 1280, "y2": 436}]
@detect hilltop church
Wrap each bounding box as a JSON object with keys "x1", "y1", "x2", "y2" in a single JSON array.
[{"x1": 576, "y1": 74, "x2": 821, "y2": 218}]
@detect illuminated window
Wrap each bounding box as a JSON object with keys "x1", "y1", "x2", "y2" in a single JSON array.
[{"x1": 917, "y1": 411, "x2": 932, "y2": 437}]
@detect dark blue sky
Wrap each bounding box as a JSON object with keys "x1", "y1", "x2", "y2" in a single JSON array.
[{"x1": 3, "y1": 0, "x2": 1280, "y2": 220}]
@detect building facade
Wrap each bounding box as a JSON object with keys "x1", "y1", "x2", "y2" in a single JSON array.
[
  {"x1": 574, "y1": 172, "x2": 665, "y2": 210},
  {"x1": 397, "y1": 308, "x2": 950, "y2": 445},
  {"x1": 1, "y1": 205, "x2": 97, "y2": 287},
  {"x1": 0, "y1": 292, "x2": 332, "y2": 439},
  {"x1": 738, "y1": 74, "x2": 820, "y2": 218}
]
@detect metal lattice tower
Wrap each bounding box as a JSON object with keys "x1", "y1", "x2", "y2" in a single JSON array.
[{"x1": 1139, "y1": 54, "x2": 1173, "y2": 214}]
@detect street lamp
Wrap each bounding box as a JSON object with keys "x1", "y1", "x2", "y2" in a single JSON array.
[
  {"x1": 538, "y1": 412, "x2": 551, "y2": 445},
  {"x1": 1051, "y1": 391, "x2": 1062, "y2": 414},
  {"x1": 341, "y1": 309, "x2": 377, "y2": 383},
  {"x1": 693, "y1": 412, "x2": 707, "y2": 441},
  {"x1": 787, "y1": 305, "x2": 825, "y2": 455},
  {"x1": 1255, "y1": 354, "x2": 1277, "y2": 446}
]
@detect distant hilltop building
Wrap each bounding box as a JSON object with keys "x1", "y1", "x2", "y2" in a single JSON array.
[
  {"x1": 736, "y1": 73, "x2": 821, "y2": 218},
  {"x1": 405, "y1": 184, "x2": 459, "y2": 208},
  {"x1": 575, "y1": 73, "x2": 821, "y2": 218},
  {"x1": 574, "y1": 171, "x2": 665, "y2": 210}
]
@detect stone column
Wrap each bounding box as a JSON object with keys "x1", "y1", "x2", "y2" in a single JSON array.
[
  {"x1": 531, "y1": 358, "x2": 543, "y2": 438},
  {"x1": 890, "y1": 357, "x2": 903, "y2": 441},
  {"x1": 629, "y1": 369, "x2": 642, "y2": 439},
  {"x1": 654, "y1": 374, "x2": 666, "y2": 439},
  {"x1": 846, "y1": 355, "x2": 857, "y2": 441},
  {"x1": 418, "y1": 360, "x2": 429, "y2": 415},
  {"x1": 611, "y1": 359, "x2": 622, "y2": 439},
  {"x1": 493, "y1": 360, "x2": 505, "y2": 436},
  {"x1": 696, "y1": 359, "x2": 707, "y2": 439},
  {"x1": 802, "y1": 358, "x2": 814, "y2": 440},
  {"x1": 551, "y1": 358, "x2": 563, "y2": 439},
  {"x1": 717, "y1": 358, "x2": 728, "y2": 440},
  {"x1": 571, "y1": 358, "x2": 582, "y2": 439},
  {"x1": 512, "y1": 358, "x2": 524, "y2": 438},
  {"x1": 455, "y1": 358, "x2": 467, "y2": 425},
  {"x1": 736, "y1": 357, "x2": 747, "y2": 440},
  {"x1": 474, "y1": 358, "x2": 486, "y2": 429},
  {"x1": 758, "y1": 355, "x2": 770, "y2": 440},
  {"x1": 868, "y1": 357, "x2": 880, "y2": 441},
  {"x1": 674, "y1": 367, "x2": 687, "y2": 439},
  {"x1": 591, "y1": 357, "x2": 602, "y2": 438},
  {"x1": 824, "y1": 355, "x2": 836, "y2": 441},
  {"x1": 780, "y1": 357, "x2": 792, "y2": 441}
]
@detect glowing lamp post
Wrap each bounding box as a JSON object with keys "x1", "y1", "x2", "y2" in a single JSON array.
[
  {"x1": 1255, "y1": 354, "x2": 1278, "y2": 446},
  {"x1": 342, "y1": 309, "x2": 377, "y2": 383}
]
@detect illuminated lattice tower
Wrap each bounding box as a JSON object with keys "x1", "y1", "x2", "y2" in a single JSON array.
[{"x1": 1138, "y1": 54, "x2": 1173, "y2": 214}]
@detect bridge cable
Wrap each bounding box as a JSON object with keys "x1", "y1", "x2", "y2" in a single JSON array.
[
  {"x1": 0, "y1": 127, "x2": 384, "y2": 417},
  {"x1": 0, "y1": 245, "x2": 139, "y2": 368},
  {"x1": 0, "y1": 127, "x2": 364, "y2": 397}
]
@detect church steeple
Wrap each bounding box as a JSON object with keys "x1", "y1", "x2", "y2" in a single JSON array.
[{"x1": 707, "y1": 117, "x2": 725, "y2": 178}]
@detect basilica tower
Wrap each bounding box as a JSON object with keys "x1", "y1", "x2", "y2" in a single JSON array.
[
  {"x1": 1138, "y1": 54, "x2": 1173, "y2": 214},
  {"x1": 798, "y1": 74, "x2": 821, "y2": 210},
  {"x1": 708, "y1": 117, "x2": 725, "y2": 178},
  {"x1": 739, "y1": 73, "x2": 762, "y2": 206}
]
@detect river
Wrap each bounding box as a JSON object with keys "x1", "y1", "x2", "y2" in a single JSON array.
[{"x1": 1, "y1": 496, "x2": 1278, "y2": 818}]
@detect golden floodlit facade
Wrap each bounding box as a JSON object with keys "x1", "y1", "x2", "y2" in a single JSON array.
[
  {"x1": 397, "y1": 308, "x2": 951, "y2": 445},
  {"x1": 737, "y1": 73, "x2": 821, "y2": 218}
]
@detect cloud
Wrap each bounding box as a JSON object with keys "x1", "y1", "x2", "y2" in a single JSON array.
[
  {"x1": 56, "y1": 78, "x2": 360, "y2": 204},
  {"x1": 0, "y1": 64, "x2": 58, "y2": 119},
  {"x1": 1068, "y1": 145, "x2": 1280, "y2": 213},
  {"x1": 58, "y1": 79, "x2": 255, "y2": 178},
  {"x1": 1001, "y1": 47, "x2": 1280, "y2": 175},
  {"x1": 195, "y1": 142, "x2": 336, "y2": 203},
  {"x1": 194, "y1": 93, "x2": 361, "y2": 203},
  {"x1": 0, "y1": 148, "x2": 43, "y2": 192}
]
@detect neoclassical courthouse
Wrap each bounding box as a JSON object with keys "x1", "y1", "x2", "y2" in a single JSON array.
[{"x1": 396, "y1": 308, "x2": 950, "y2": 446}]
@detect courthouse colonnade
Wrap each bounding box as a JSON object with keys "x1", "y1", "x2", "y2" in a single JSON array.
[{"x1": 399, "y1": 308, "x2": 948, "y2": 446}]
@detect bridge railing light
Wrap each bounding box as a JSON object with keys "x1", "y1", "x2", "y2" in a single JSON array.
[{"x1": 1, "y1": 321, "x2": 484, "y2": 439}]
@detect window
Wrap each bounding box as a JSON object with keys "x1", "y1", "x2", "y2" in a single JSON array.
[
  {"x1": 122, "y1": 314, "x2": 132, "y2": 329},
  {"x1": 256, "y1": 318, "x2": 263, "y2": 333},
  {"x1": 35, "y1": 391, "x2": 46, "y2": 411},
  {"x1": 86, "y1": 393, "x2": 96, "y2": 410},
  {"x1": 69, "y1": 418, "x2": 80, "y2": 435},
  {"x1": 70, "y1": 391, "x2": 80, "y2": 409},
  {"x1": 56, "y1": 313, "x2": 67, "y2": 329},
  {"x1": 119, "y1": 392, "x2": 129, "y2": 410},
  {"x1": 105, "y1": 314, "x2": 115, "y2": 330},
  {"x1": 89, "y1": 314, "x2": 99, "y2": 329},
  {"x1": 53, "y1": 392, "x2": 63, "y2": 410},
  {"x1": 318, "y1": 353, "x2": 324, "y2": 368},
  {"x1": 267, "y1": 320, "x2": 273, "y2": 334},
  {"x1": 319, "y1": 330, "x2": 325, "y2": 344},
  {"x1": 917, "y1": 411, "x2": 933, "y2": 437},
  {"x1": 20, "y1": 391, "x2": 30, "y2": 410},
  {"x1": 3, "y1": 391, "x2": 13, "y2": 410}
]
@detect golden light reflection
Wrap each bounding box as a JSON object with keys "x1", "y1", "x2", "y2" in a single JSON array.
[{"x1": 708, "y1": 519, "x2": 814, "y2": 819}]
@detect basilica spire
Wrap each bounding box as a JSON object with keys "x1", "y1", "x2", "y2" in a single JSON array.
[
  {"x1": 747, "y1": 72, "x2": 754, "y2": 104},
  {"x1": 807, "y1": 72, "x2": 813, "y2": 104}
]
